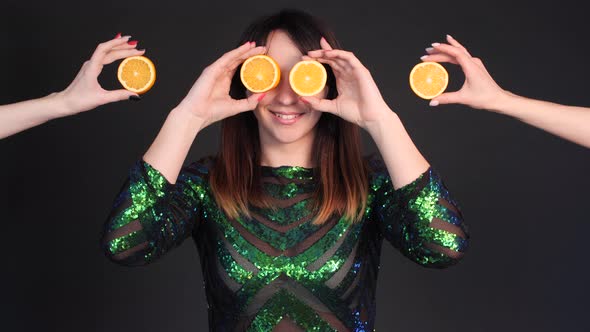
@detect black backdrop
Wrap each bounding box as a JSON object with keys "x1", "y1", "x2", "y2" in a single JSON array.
[{"x1": 1, "y1": 0, "x2": 589, "y2": 331}]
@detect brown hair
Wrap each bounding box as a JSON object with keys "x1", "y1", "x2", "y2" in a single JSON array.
[{"x1": 209, "y1": 9, "x2": 369, "y2": 225}]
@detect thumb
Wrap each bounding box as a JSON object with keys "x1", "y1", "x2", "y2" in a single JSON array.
[
  {"x1": 429, "y1": 91, "x2": 462, "y2": 107},
  {"x1": 104, "y1": 89, "x2": 140, "y2": 103},
  {"x1": 229, "y1": 92, "x2": 267, "y2": 114},
  {"x1": 299, "y1": 96, "x2": 336, "y2": 114}
]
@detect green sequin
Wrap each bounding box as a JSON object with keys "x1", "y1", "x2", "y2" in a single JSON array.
[
  {"x1": 250, "y1": 198, "x2": 311, "y2": 225},
  {"x1": 248, "y1": 289, "x2": 338, "y2": 332},
  {"x1": 101, "y1": 155, "x2": 469, "y2": 331}
]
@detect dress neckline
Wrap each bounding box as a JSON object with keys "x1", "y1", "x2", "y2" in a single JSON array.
[{"x1": 260, "y1": 165, "x2": 317, "y2": 180}]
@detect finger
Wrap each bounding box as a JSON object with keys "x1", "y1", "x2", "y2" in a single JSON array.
[
  {"x1": 429, "y1": 91, "x2": 463, "y2": 106},
  {"x1": 303, "y1": 55, "x2": 345, "y2": 73},
  {"x1": 321, "y1": 49, "x2": 363, "y2": 70},
  {"x1": 300, "y1": 96, "x2": 337, "y2": 114},
  {"x1": 430, "y1": 43, "x2": 473, "y2": 69},
  {"x1": 425, "y1": 47, "x2": 443, "y2": 54},
  {"x1": 215, "y1": 41, "x2": 257, "y2": 69},
  {"x1": 90, "y1": 35, "x2": 133, "y2": 62},
  {"x1": 227, "y1": 45, "x2": 267, "y2": 70},
  {"x1": 446, "y1": 35, "x2": 472, "y2": 57},
  {"x1": 307, "y1": 49, "x2": 326, "y2": 58},
  {"x1": 102, "y1": 89, "x2": 140, "y2": 103},
  {"x1": 227, "y1": 92, "x2": 266, "y2": 115},
  {"x1": 308, "y1": 49, "x2": 355, "y2": 71},
  {"x1": 320, "y1": 36, "x2": 334, "y2": 50},
  {"x1": 87, "y1": 36, "x2": 133, "y2": 75},
  {"x1": 111, "y1": 42, "x2": 139, "y2": 51},
  {"x1": 420, "y1": 54, "x2": 458, "y2": 65},
  {"x1": 103, "y1": 49, "x2": 146, "y2": 65}
]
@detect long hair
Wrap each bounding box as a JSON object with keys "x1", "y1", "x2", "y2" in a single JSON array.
[{"x1": 209, "y1": 9, "x2": 369, "y2": 225}]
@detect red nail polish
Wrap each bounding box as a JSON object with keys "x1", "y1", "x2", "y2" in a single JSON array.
[
  {"x1": 115, "y1": 32, "x2": 122, "y2": 38},
  {"x1": 127, "y1": 40, "x2": 138, "y2": 46},
  {"x1": 257, "y1": 93, "x2": 267, "y2": 102},
  {"x1": 300, "y1": 97, "x2": 310, "y2": 104}
]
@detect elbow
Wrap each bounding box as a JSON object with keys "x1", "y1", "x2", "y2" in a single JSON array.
[
  {"x1": 419, "y1": 241, "x2": 468, "y2": 269},
  {"x1": 99, "y1": 235, "x2": 150, "y2": 267}
]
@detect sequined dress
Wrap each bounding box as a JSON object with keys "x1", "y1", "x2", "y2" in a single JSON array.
[{"x1": 100, "y1": 155, "x2": 469, "y2": 331}]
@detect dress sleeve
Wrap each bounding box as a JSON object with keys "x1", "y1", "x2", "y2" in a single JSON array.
[
  {"x1": 99, "y1": 158, "x2": 210, "y2": 266},
  {"x1": 367, "y1": 155, "x2": 469, "y2": 268}
]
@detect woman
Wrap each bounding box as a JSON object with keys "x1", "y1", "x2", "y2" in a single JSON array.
[
  {"x1": 0, "y1": 33, "x2": 143, "y2": 140},
  {"x1": 101, "y1": 10, "x2": 469, "y2": 331},
  {"x1": 423, "y1": 34, "x2": 590, "y2": 149}
]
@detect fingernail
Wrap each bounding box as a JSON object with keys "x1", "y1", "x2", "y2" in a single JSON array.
[
  {"x1": 115, "y1": 32, "x2": 121, "y2": 38},
  {"x1": 129, "y1": 95, "x2": 141, "y2": 101},
  {"x1": 300, "y1": 97, "x2": 310, "y2": 104},
  {"x1": 425, "y1": 47, "x2": 434, "y2": 52},
  {"x1": 257, "y1": 93, "x2": 267, "y2": 102},
  {"x1": 122, "y1": 35, "x2": 132, "y2": 39},
  {"x1": 420, "y1": 55, "x2": 429, "y2": 60},
  {"x1": 429, "y1": 100, "x2": 439, "y2": 106},
  {"x1": 447, "y1": 34, "x2": 453, "y2": 39},
  {"x1": 127, "y1": 40, "x2": 138, "y2": 46},
  {"x1": 432, "y1": 43, "x2": 441, "y2": 47},
  {"x1": 137, "y1": 49, "x2": 146, "y2": 52}
]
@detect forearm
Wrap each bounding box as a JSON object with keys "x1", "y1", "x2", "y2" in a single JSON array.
[
  {"x1": 491, "y1": 91, "x2": 590, "y2": 148},
  {"x1": 143, "y1": 106, "x2": 205, "y2": 184},
  {"x1": 366, "y1": 109, "x2": 430, "y2": 189},
  {"x1": 0, "y1": 92, "x2": 69, "y2": 139}
]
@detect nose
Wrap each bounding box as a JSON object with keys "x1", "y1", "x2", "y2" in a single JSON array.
[{"x1": 273, "y1": 71, "x2": 299, "y2": 105}]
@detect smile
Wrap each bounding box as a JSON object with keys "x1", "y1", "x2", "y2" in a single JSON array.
[{"x1": 269, "y1": 110, "x2": 306, "y2": 125}]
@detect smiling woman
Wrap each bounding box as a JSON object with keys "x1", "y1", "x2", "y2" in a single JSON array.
[{"x1": 100, "y1": 9, "x2": 470, "y2": 332}]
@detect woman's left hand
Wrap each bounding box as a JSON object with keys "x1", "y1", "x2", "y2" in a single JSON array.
[{"x1": 302, "y1": 37, "x2": 391, "y2": 130}]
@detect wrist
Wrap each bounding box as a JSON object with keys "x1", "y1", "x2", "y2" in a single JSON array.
[
  {"x1": 44, "y1": 91, "x2": 73, "y2": 119},
  {"x1": 364, "y1": 108, "x2": 399, "y2": 140},
  {"x1": 487, "y1": 89, "x2": 519, "y2": 115},
  {"x1": 170, "y1": 105, "x2": 208, "y2": 132}
]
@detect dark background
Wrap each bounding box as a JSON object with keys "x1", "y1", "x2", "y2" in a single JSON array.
[{"x1": 1, "y1": 0, "x2": 589, "y2": 331}]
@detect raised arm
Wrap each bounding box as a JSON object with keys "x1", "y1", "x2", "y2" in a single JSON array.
[
  {"x1": 423, "y1": 34, "x2": 590, "y2": 149},
  {"x1": 0, "y1": 34, "x2": 144, "y2": 139},
  {"x1": 142, "y1": 41, "x2": 267, "y2": 183},
  {"x1": 302, "y1": 37, "x2": 469, "y2": 267},
  {"x1": 101, "y1": 41, "x2": 267, "y2": 265}
]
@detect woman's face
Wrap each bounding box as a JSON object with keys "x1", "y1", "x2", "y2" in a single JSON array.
[{"x1": 252, "y1": 30, "x2": 326, "y2": 146}]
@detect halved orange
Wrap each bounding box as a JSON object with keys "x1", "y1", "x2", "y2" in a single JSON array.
[
  {"x1": 409, "y1": 62, "x2": 448, "y2": 99},
  {"x1": 289, "y1": 60, "x2": 327, "y2": 96},
  {"x1": 240, "y1": 55, "x2": 280, "y2": 93},
  {"x1": 117, "y1": 55, "x2": 156, "y2": 94}
]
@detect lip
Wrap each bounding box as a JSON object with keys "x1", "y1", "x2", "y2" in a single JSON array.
[
  {"x1": 269, "y1": 109, "x2": 305, "y2": 115},
  {"x1": 269, "y1": 109, "x2": 306, "y2": 125}
]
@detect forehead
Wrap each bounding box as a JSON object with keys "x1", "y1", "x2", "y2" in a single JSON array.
[{"x1": 265, "y1": 30, "x2": 303, "y2": 70}]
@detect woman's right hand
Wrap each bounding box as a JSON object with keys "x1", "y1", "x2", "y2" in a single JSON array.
[{"x1": 176, "y1": 41, "x2": 267, "y2": 130}]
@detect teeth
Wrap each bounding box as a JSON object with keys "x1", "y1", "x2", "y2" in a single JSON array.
[{"x1": 273, "y1": 112, "x2": 301, "y2": 120}]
